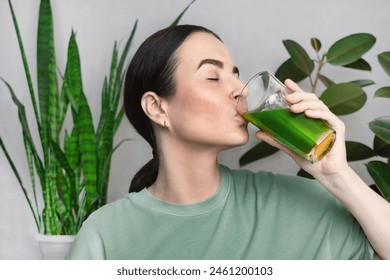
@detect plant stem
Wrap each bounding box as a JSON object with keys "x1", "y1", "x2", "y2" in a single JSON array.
[{"x1": 311, "y1": 54, "x2": 326, "y2": 93}]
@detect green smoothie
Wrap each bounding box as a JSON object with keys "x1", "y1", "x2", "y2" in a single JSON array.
[{"x1": 243, "y1": 109, "x2": 336, "y2": 162}]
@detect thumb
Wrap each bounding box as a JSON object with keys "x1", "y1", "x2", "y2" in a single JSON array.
[{"x1": 284, "y1": 78, "x2": 303, "y2": 93}]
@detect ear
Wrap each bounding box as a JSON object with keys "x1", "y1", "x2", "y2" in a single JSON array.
[{"x1": 141, "y1": 91, "x2": 167, "y2": 127}]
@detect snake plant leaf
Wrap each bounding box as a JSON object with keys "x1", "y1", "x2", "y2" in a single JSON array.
[
  {"x1": 37, "y1": 0, "x2": 59, "y2": 145},
  {"x1": 327, "y1": 33, "x2": 376, "y2": 66},
  {"x1": 369, "y1": 117, "x2": 390, "y2": 144},
  {"x1": 375, "y1": 87, "x2": 390, "y2": 98},
  {"x1": 114, "y1": 108, "x2": 125, "y2": 134},
  {"x1": 0, "y1": 78, "x2": 45, "y2": 187},
  {"x1": 97, "y1": 113, "x2": 114, "y2": 199},
  {"x1": 373, "y1": 136, "x2": 390, "y2": 157},
  {"x1": 50, "y1": 139, "x2": 77, "y2": 209},
  {"x1": 365, "y1": 161, "x2": 390, "y2": 202},
  {"x1": 378, "y1": 51, "x2": 390, "y2": 77},
  {"x1": 319, "y1": 75, "x2": 335, "y2": 88},
  {"x1": 170, "y1": 0, "x2": 196, "y2": 26},
  {"x1": 239, "y1": 141, "x2": 279, "y2": 166},
  {"x1": 0, "y1": 138, "x2": 41, "y2": 231},
  {"x1": 349, "y1": 79, "x2": 375, "y2": 88},
  {"x1": 96, "y1": 78, "x2": 109, "y2": 143},
  {"x1": 0, "y1": 78, "x2": 38, "y2": 156},
  {"x1": 108, "y1": 43, "x2": 119, "y2": 107},
  {"x1": 342, "y1": 58, "x2": 371, "y2": 71},
  {"x1": 283, "y1": 39, "x2": 314, "y2": 75},
  {"x1": 319, "y1": 83, "x2": 367, "y2": 115},
  {"x1": 8, "y1": 0, "x2": 41, "y2": 134},
  {"x1": 61, "y1": 31, "x2": 83, "y2": 124},
  {"x1": 36, "y1": 0, "x2": 63, "y2": 234},
  {"x1": 310, "y1": 38, "x2": 322, "y2": 52},
  {"x1": 345, "y1": 141, "x2": 375, "y2": 161},
  {"x1": 76, "y1": 93, "x2": 97, "y2": 215},
  {"x1": 117, "y1": 20, "x2": 138, "y2": 87},
  {"x1": 64, "y1": 128, "x2": 81, "y2": 197},
  {"x1": 43, "y1": 166, "x2": 58, "y2": 234},
  {"x1": 97, "y1": 44, "x2": 117, "y2": 144},
  {"x1": 275, "y1": 58, "x2": 308, "y2": 83}
]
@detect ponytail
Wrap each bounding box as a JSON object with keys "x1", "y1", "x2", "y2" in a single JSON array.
[{"x1": 129, "y1": 156, "x2": 159, "y2": 193}]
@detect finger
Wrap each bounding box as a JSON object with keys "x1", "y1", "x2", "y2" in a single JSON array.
[
  {"x1": 284, "y1": 79, "x2": 304, "y2": 93},
  {"x1": 304, "y1": 109, "x2": 345, "y2": 133},
  {"x1": 290, "y1": 100, "x2": 328, "y2": 113},
  {"x1": 285, "y1": 92, "x2": 319, "y2": 104}
]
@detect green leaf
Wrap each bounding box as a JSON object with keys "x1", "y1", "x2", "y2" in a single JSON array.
[
  {"x1": 8, "y1": 0, "x2": 41, "y2": 135},
  {"x1": 61, "y1": 31, "x2": 83, "y2": 120},
  {"x1": 282, "y1": 39, "x2": 314, "y2": 75},
  {"x1": 373, "y1": 136, "x2": 390, "y2": 158},
  {"x1": 378, "y1": 51, "x2": 390, "y2": 77},
  {"x1": 76, "y1": 93, "x2": 97, "y2": 216},
  {"x1": 319, "y1": 83, "x2": 367, "y2": 115},
  {"x1": 170, "y1": 0, "x2": 196, "y2": 26},
  {"x1": 37, "y1": 0, "x2": 59, "y2": 144},
  {"x1": 375, "y1": 87, "x2": 390, "y2": 98},
  {"x1": 348, "y1": 79, "x2": 375, "y2": 88},
  {"x1": 297, "y1": 169, "x2": 314, "y2": 179},
  {"x1": 310, "y1": 38, "x2": 322, "y2": 52},
  {"x1": 327, "y1": 33, "x2": 376, "y2": 66},
  {"x1": 50, "y1": 139, "x2": 77, "y2": 210},
  {"x1": 0, "y1": 137, "x2": 41, "y2": 231},
  {"x1": 117, "y1": 20, "x2": 138, "y2": 80},
  {"x1": 369, "y1": 117, "x2": 390, "y2": 144},
  {"x1": 275, "y1": 59, "x2": 308, "y2": 83},
  {"x1": 319, "y1": 75, "x2": 335, "y2": 88},
  {"x1": 345, "y1": 141, "x2": 375, "y2": 161},
  {"x1": 37, "y1": 0, "x2": 60, "y2": 234},
  {"x1": 342, "y1": 58, "x2": 371, "y2": 71},
  {"x1": 239, "y1": 141, "x2": 279, "y2": 166},
  {"x1": 365, "y1": 161, "x2": 390, "y2": 201}
]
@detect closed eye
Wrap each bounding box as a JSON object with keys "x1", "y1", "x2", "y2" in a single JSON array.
[{"x1": 207, "y1": 78, "x2": 219, "y2": 81}]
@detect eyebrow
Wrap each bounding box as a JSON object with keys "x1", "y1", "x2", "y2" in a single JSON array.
[{"x1": 197, "y1": 58, "x2": 240, "y2": 76}]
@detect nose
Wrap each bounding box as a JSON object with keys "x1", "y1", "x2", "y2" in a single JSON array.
[
  {"x1": 235, "y1": 80, "x2": 249, "y2": 115},
  {"x1": 232, "y1": 78, "x2": 248, "y2": 98}
]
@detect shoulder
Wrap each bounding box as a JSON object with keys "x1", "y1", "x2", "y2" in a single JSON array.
[
  {"x1": 222, "y1": 165, "x2": 326, "y2": 194},
  {"x1": 80, "y1": 193, "x2": 138, "y2": 229},
  {"x1": 222, "y1": 165, "x2": 335, "y2": 209}
]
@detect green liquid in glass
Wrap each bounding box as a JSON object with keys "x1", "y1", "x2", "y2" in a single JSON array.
[{"x1": 243, "y1": 109, "x2": 335, "y2": 162}]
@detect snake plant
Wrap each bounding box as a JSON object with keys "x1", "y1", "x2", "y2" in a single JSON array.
[{"x1": 0, "y1": 0, "x2": 195, "y2": 235}]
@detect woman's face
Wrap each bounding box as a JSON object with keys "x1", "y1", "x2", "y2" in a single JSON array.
[{"x1": 166, "y1": 32, "x2": 249, "y2": 151}]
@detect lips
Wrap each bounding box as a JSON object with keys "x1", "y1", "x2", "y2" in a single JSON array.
[{"x1": 234, "y1": 114, "x2": 248, "y2": 127}]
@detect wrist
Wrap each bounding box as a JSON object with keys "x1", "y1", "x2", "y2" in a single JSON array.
[{"x1": 314, "y1": 165, "x2": 357, "y2": 195}]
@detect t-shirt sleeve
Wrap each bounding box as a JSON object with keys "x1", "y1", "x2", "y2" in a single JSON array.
[
  {"x1": 327, "y1": 200, "x2": 376, "y2": 260},
  {"x1": 66, "y1": 221, "x2": 106, "y2": 260}
]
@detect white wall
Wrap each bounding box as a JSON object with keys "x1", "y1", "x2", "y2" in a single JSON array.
[{"x1": 0, "y1": 0, "x2": 389, "y2": 259}]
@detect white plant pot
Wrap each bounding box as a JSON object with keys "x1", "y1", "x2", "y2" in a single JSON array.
[{"x1": 36, "y1": 234, "x2": 75, "y2": 260}]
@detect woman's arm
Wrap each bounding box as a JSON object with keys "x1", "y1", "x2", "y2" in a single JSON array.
[{"x1": 256, "y1": 79, "x2": 390, "y2": 259}]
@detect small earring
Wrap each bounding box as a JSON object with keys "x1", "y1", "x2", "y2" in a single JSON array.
[{"x1": 163, "y1": 120, "x2": 167, "y2": 128}]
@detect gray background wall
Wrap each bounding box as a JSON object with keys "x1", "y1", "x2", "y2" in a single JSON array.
[{"x1": 0, "y1": 0, "x2": 389, "y2": 259}]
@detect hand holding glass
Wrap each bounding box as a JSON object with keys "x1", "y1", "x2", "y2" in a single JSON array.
[{"x1": 237, "y1": 71, "x2": 336, "y2": 163}]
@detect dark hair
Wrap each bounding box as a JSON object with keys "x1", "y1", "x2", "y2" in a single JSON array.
[{"x1": 124, "y1": 25, "x2": 221, "y2": 193}]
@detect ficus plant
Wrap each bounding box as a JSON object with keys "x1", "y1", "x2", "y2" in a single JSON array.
[
  {"x1": 239, "y1": 33, "x2": 390, "y2": 201},
  {"x1": 365, "y1": 51, "x2": 390, "y2": 202},
  {"x1": 0, "y1": 0, "x2": 195, "y2": 235}
]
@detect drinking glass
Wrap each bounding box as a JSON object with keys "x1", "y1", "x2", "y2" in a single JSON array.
[{"x1": 237, "y1": 71, "x2": 336, "y2": 162}]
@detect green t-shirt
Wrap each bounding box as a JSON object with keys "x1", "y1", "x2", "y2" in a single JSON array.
[{"x1": 67, "y1": 165, "x2": 375, "y2": 260}]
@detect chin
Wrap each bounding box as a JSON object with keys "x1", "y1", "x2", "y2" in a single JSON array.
[{"x1": 228, "y1": 130, "x2": 249, "y2": 147}]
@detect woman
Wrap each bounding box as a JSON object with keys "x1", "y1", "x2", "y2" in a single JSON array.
[{"x1": 68, "y1": 25, "x2": 390, "y2": 259}]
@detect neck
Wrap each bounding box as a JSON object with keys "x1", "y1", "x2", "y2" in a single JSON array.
[{"x1": 148, "y1": 140, "x2": 222, "y2": 204}]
